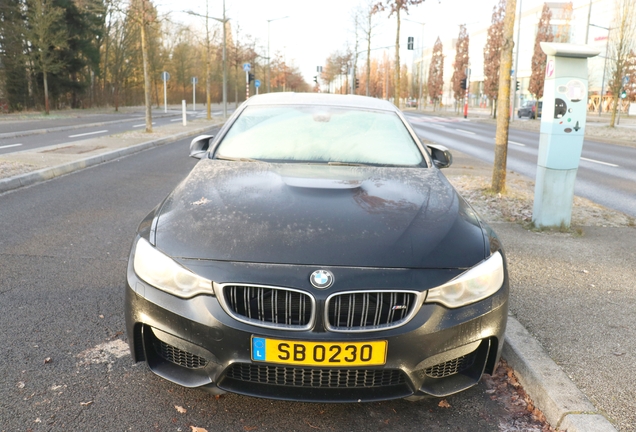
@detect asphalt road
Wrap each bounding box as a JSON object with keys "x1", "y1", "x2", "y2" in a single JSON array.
[
  {"x1": 0, "y1": 136, "x2": 547, "y2": 431},
  {"x1": 0, "y1": 108, "x2": 226, "y2": 155},
  {"x1": 404, "y1": 112, "x2": 636, "y2": 218}
]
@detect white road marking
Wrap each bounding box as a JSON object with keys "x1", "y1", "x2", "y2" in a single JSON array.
[
  {"x1": 509, "y1": 141, "x2": 526, "y2": 147},
  {"x1": 68, "y1": 130, "x2": 108, "y2": 138},
  {"x1": 133, "y1": 122, "x2": 156, "y2": 128},
  {"x1": 580, "y1": 157, "x2": 618, "y2": 167},
  {"x1": 455, "y1": 128, "x2": 476, "y2": 135},
  {"x1": 0, "y1": 143, "x2": 22, "y2": 149},
  {"x1": 170, "y1": 118, "x2": 182, "y2": 122}
]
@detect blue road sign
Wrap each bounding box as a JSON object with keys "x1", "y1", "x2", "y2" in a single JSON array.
[
  {"x1": 254, "y1": 79, "x2": 261, "y2": 88},
  {"x1": 161, "y1": 71, "x2": 170, "y2": 81},
  {"x1": 243, "y1": 63, "x2": 251, "y2": 72}
]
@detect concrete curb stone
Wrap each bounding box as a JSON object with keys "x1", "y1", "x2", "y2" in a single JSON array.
[{"x1": 503, "y1": 317, "x2": 617, "y2": 431}]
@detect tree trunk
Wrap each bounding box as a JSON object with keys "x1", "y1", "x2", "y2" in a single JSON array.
[
  {"x1": 140, "y1": 1, "x2": 152, "y2": 133},
  {"x1": 491, "y1": 0, "x2": 517, "y2": 194},
  {"x1": 43, "y1": 70, "x2": 50, "y2": 115},
  {"x1": 394, "y1": 7, "x2": 401, "y2": 107}
]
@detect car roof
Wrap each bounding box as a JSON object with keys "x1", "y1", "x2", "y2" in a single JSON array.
[{"x1": 243, "y1": 92, "x2": 399, "y2": 112}]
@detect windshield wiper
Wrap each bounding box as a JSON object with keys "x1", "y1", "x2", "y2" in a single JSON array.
[
  {"x1": 327, "y1": 161, "x2": 369, "y2": 167},
  {"x1": 216, "y1": 155, "x2": 262, "y2": 163}
]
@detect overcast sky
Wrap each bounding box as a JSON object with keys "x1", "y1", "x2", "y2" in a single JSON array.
[{"x1": 154, "y1": 0, "x2": 548, "y2": 82}]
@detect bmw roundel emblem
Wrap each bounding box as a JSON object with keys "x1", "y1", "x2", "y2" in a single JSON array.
[{"x1": 310, "y1": 270, "x2": 334, "y2": 289}]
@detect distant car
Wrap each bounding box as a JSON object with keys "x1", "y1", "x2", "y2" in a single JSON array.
[
  {"x1": 125, "y1": 92, "x2": 509, "y2": 402},
  {"x1": 517, "y1": 100, "x2": 541, "y2": 119},
  {"x1": 406, "y1": 98, "x2": 418, "y2": 108}
]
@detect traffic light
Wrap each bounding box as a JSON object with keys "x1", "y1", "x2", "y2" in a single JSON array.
[
  {"x1": 355, "y1": 78, "x2": 359, "y2": 89},
  {"x1": 313, "y1": 76, "x2": 318, "y2": 84},
  {"x1": 460, "y1": 78, "x2": 467, "y2": 90},
  {"x1": 515, "y1": 80, "x2": 520, "y2": 91},
  {"x1": 248, "y1": 73, "x2": 255, "y2": 83},
  {"x1": 407, "y1": 36, "x2": 414, "y2": 50}
]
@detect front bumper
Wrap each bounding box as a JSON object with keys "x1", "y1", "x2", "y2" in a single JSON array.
[{"x1": 125, "y1": 256, "x2": 508, "y2": 403}]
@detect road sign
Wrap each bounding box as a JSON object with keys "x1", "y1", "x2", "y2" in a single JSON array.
[
  {"x1": 243, "y1": 63, "x2": 251, "y2": 72},
  {"x1": 623, "y1": 75, "x2": 630, "y2": 86},
  {"x1": 161, "y1": 71, "x2": 170, "y2": 81},
  {"x1": 192, "y1": 77, "x2": 198, "y2": 84},
  {"x1": 254, "y1": 79, "x2": 261, "y2": 88}
]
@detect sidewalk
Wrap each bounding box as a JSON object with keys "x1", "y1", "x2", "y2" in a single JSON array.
[
  {"x1": 446, "y1": 153, "x2": 633, "y2": 432},
  {"x1": 0, "y1": 117, "x2": 629, "y2": 431}
]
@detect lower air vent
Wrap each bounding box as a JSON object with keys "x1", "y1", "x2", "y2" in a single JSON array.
[
  {"x1": 224, "y1": 363, "x2": 406, "y2": 388},
  {"x1": 425, "y1": 351, "x2": 477, "y2": 378},
  {"x1": 154, "y1": 339, "x2": 208, "y2": 369}
]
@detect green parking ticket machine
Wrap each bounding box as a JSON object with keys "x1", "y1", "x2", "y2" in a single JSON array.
[{"x1": 532, "y1": 43, "x2": 600, "y2": 229}]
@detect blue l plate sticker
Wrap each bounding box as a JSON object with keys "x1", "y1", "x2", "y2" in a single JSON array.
[{"x1": 252, "y1": 337, "x2": 266, "y2": 361}]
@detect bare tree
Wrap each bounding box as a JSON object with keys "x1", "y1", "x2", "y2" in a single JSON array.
[
  {"x1": 623, "y1": 50, "x2": 636, "y2": 102},
  {"x1": 554, "y1": 2, "x2": 573, "y2": 42},
  {"x1": 373, "y1": 0, "x2": 426, "y2": 106},
  {"x1": 355, "y1": 0, "x2": 381, "y2": 96},
  {"x1": 607, "y1": 0, "x2": 636, "y2": 127},
  {"x1": 483, "y1": 0, "x2": 506, "y2": 118},
  {"x1": 427, "y1": 37, "x2": 444, "y2": 110},
  {"x1": 25, "y1": 0, "x2": 68, "y2": 114},
  {"x1": 492, "y1": 0, "x2": 517, "y2": 194},
  {"x1": 528, "y1": 3, "x2": 553, "y2": 101},
  {"x1": 451, "y1": 24, "x2": 469, "y2": 107}
]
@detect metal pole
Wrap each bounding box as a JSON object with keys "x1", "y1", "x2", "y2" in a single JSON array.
[
  {"x1": 192, "y1": 79, "x2": 196, "y2": 111},
  {"x1": 511, "y1": 0, "x2": 522, "y2": 122},
  {"x1": 221, "y1": 0, "x2": 227, "y2": 118},
  {"x1": 418, "y1": 24, "x2": 424, "y2": 110},
  {"x1": 267, "y1": 20, "x2": 271, "y2": 93},
  {"x1": 585, "y1": 0, "x2": 593, "y2": 44},
  {"x1": 599, "y1": 27, "x2": 610, "y2": 116},
  {"x1": 163, "y1": 77, "x2": 167, "y2": 113}
]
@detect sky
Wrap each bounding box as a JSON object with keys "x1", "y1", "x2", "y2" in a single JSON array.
[{"x1": 153, "y1": 0, "x2": 541, "y2": 82}]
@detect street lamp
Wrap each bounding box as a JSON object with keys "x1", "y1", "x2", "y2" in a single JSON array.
[
  {"x1": 589, "y1": 23, "x2": 611, "y2": 116},
  {"x1": 267, "y1": 16, "x2": 289, "y2": 93}
]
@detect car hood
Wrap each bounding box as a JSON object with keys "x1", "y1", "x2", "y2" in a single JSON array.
[{"x1": 153, "y1": 160, "x2": 486, "y2": 269}]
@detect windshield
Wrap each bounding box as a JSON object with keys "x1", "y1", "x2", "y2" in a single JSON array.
[{"x1": 215, "y1": 105, "x2": 424, "y2": 166}]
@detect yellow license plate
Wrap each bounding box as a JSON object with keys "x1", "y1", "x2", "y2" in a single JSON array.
[{"x1": 251, "y1": 336, "x2": 387, "y2": 367}]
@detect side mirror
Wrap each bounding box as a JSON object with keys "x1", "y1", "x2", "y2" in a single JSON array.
[
  {"x1": 189, "y1": 135, "x2": 214, "y2": 159},
  {"x1": 427, "y1": 144, "x2": 453, "y2": 169}
]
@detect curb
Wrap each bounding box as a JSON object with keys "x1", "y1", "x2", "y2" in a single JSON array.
[
  {"x1": 0, "y1": 124, "x2": 215, "y2": 194},
  {"x1": 0, "y1": 112, "x2": 181, "y2": 140},
  {"x1": 503, "y1": 317, "x2": 616, "y2": 431}
]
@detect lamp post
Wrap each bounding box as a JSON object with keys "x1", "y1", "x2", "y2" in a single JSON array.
[
  {"x1": 267, "y1": 16, "x2": 289, "y2": 93},
  {"x1": 589, "y1": 23, "x2": 611, "y2": 116}
]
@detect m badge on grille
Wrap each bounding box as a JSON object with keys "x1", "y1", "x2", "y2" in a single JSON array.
[{"x1": 310, "y1": 270, "x2": 334, "y2": 289}]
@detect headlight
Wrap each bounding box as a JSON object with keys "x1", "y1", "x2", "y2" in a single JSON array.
[
  {"x1": 425, "y1": 252, "x2": 504, "y2": 308},
  {"x1": 133, "y1": 238, "x2": 213, "y2": 298}
]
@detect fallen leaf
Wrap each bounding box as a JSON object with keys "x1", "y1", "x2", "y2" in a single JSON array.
[
  {"x1": 99, "y1": 315, "x2": 104, "y2": 319},
  {"x1": 17, "y1": 381, "x2": 25, "y2": 389},
  {"x1": 175, "y1": 405, "x2": 187, "y2": 414},
  {"x1": 190, "y1": 427, "x2": 208, "y2": 432},
  {"x1": 243, "y1": 427, "x2": 257, "y2": 431},
  {"x1": 80, "y1": 401, "x2": 93, "y2": 406},
  {"x1": 44, "y1": 357, "x2": 52, "y2": 364},
  {"x1": 438, "y1": 399, "x2": 451, "y2": 408}
]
